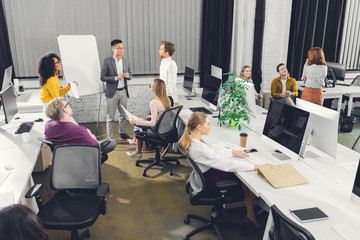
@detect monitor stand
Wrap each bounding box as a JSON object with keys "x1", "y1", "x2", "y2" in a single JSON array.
[
  {"x1": 189, "y1": 107, "x2": 213, "y2": 115},
  {"x1": 272, "y1": 150, "x2": 291, "y2": 161},
  {"x1": 303, "y1": 150, "x2": 321, "y2": 159}
]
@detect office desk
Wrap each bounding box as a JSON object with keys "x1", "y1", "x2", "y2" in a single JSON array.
[
  {"x1": 178, "y1": 91, "x2": 360, "y2": 239},
  {"x1": 0, "y1": 112, "x2": 45, "y2": 210},
  {"x1": 261, "y1": 185, "x2": 360, "y2": 240}
]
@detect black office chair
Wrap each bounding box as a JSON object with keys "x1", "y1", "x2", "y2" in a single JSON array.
[
  {"x1": 179, "y1": 148, "x2": 246, "y2": 240},
  {"x1": 269, "y1": 205, "x2": 315, "y2": 240},
  {"x1": 37, "y1": 137, "x2": 111, "y2": 164},
  {"x1": 352, "y1": 135, "x2": 360, "y2": 153},
  {"x1": 135, "y1": 105, "x2": 183, "y2": 176},
  {"x1": 26, "y1": 145, "x2": 109, "y2": 240}
]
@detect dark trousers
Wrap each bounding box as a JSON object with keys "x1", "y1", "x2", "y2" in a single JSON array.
[{"x1": 168, "y1": 96, "x2": 174, "y2": 107}]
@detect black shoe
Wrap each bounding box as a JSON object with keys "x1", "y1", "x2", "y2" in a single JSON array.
[{"x1": 243, "y1": 216, "x2": 265, "y2": 230}]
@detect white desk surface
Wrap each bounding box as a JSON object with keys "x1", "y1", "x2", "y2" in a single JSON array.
[
  {"x1": 0, "y1": 112, "x2": 45, "y2": 205},
  {"x1": 178, "y1": 90, "x2": 360, "y2": 239}
]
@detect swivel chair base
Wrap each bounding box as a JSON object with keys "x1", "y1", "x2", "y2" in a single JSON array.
[
  {"x1": 136, "y1": 145, "x2": 179, "y2": 176},
  {"x1": 71, "y1": 229, "x2": 90, "y2": 240}
]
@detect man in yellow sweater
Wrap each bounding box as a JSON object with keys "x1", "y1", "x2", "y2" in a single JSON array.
[{"x1": 271, "y1": 63, "x2": 298, "y2": 106}]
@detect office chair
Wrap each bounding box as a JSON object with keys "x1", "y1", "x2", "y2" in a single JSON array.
[
  {"x1": 269, "y1": 205, "x2": 315, "y2": 240},
  {"x1": 26, "y1": 145, "x2": 109, "y2": 240},
  {"x1": 352, "y1": 135, "x2": 360, "y2": 153},
  {"x1": 37, "y1": 137, "x2": 111, "y2": 164},
  {"x1": 135, "y1": 105, "x2": 183, "y2": 176},
  {"x1": 179, "y1": 148, "x2": 246, "y2": 240}
]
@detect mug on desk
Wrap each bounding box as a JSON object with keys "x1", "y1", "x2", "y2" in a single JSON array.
[{"x1": 21, "y1": 132, "x2": 31, "y2": 143}]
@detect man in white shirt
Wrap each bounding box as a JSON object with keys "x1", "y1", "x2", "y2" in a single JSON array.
[
  {"x1": 101, "y1": 39, "x2": 133, "y2": 141},
  {"x1": 159, "y1": 41, "x2": 179, "y2": 107}
]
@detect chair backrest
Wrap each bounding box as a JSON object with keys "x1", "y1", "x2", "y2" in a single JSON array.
[
  {"x1": 51, "y1": 145, "x2": 101, "y2": 191},
  {"x1": 352, "y1": 135, "x2": 360, "y2": 153},
  {"x1": 269, "y1": 205, "x2": 315, "y2": 240},
  {"x1": 155, "y1": 105, "x2": 183, "y2": 143},
  {"x1": 351, "y1": 75, "x2": 360, "y2": 86},
  {"x1": 179, "y1": 147, "x2": 206, "y2": 193}
]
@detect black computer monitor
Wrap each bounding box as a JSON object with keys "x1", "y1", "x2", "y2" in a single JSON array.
[
  {"x1": 183, "y1": 66, "x2": 196, "y2": 98},
  {"x1": 201, "y1": 74, "x2": 222, "y2": 108},
  {"x1": 0, "y1": 85, "x2": 18, "y2": 125},
  {"x1": 327, "y1": 62, "x2": 346, "y2": 81},
  {"x1": 351, "y1": 159, "x2": 360, "y2": 205},
  {"x1": 263, "y1": 99, "x2": 310, "y2": 155}
]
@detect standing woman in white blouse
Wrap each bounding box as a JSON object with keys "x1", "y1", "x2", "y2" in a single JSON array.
[
  {"x1": 240, "y1": 65, "x2": 263, "y2": 107},
  {"x1": 301, "y1": 47, "x2": 328, "y2": 105},
  {"x1": 178, "y1": 112, "x2": 270, "y2": 228}
]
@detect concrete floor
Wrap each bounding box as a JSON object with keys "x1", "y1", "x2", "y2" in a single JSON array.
[{"x1": 32, "y1": 113, "x2": 360, "y2": 240}]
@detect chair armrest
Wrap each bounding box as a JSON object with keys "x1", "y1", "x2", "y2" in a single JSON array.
[
  {"x1": 134, "y1": 125, "x2": 152, "y2": 130},
  {"x1": 25, "y1": 184, "x2": 43, "y2": 198},
  {"x1": 215, "y1": 180, "x2": 241, "y2": 190},
  {"x1": 97, "y1": 183, "x2": 109, "y2": 197},
  {"x1": 100, "y1": 140, "x2": 111, "y2": 150}
]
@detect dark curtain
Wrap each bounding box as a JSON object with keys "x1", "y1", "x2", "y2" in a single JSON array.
[
  {"x1": 287, "y1": 0, "x2": 347, "y2": 80},
  {"x1": 0, "y1": 1, "x2": 13, "y2": 87},
  {"x1": 199, "y1": 0, "x2": 234, "y2": 86},
  {"x1": 252, "y1": 0, "x2": 266, "y2": 93}
]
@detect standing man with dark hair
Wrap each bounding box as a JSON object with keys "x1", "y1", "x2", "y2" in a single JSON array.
[
  {"x1": 101, "y1": 39, "x2": 133, "y2": 141},
  {"x1": 159, "y1": 41, "x2": 179, "y2": 107},
  {"x1": 271, "y1": 63, "x2": 298, "y2": 106}
]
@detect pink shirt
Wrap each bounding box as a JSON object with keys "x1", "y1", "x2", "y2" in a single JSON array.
[{"x1": 135, "y1": 99, "x2": 165, "y2": 127}]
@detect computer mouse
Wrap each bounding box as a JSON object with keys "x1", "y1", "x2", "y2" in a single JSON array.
[
  {"x1": 35, "y1": 118, "x2": 44, "y2": 122},
  {"x1": 5, "y1": 164, "x2": 14, "y2": 170},
  {"x1": 274, "y1": 150, "x2": 282, "y2": 153}
]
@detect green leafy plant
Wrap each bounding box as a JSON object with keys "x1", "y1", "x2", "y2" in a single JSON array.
[{"x1": 218, "y1": 73, "x2": 250, "y2": 131}]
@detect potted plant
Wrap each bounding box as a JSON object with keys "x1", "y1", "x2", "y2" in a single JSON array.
[{"x1": 218, "y1": 73, "x2": 250, "y2": 131}]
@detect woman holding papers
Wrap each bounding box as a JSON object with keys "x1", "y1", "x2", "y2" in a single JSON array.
[
  {"x1": 38, "y1": 53, "x2": 78, "y2": 112},
  {"x1": 301, "y1": 47, "x2": 327, "y2": 105},
  {"x1": 126, "y1": 78, "x2": 171, "y2": 158},
  {"x1": 240, "y1": 65, "x2": 263, "y2": 107},
  {"x1": 178, "y1": 112, "x2": 270, "y2": 229}
]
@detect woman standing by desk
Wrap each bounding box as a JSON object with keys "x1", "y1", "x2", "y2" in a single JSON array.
[
  {"x1": 301, "y1": 47, "x2": 327, "y2": 105},
  {"x1": 38, "y1": 53, "x2": 77, "y2": 113},
  {"x1": 240, "y1": 65, "x2": 263, "y2": 107},
  {"x1": 178, "y1": 112, "x2": 269, "y2": 228}
]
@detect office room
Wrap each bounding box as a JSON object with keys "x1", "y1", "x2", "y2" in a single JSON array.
[{"x1": 0, "y1": 0, "x2": 360, "y2": 239}]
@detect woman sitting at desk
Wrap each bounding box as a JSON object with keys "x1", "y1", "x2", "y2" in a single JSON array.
[
  {"x1": 178, "y1": 112, "x2": 270, "y2": 228},
  {"x1": 126, "y1": 78, "x2": 171, "y2": 158},
  {"x1": 38, "y1": 53, "x2": 78, "y2": 113},
  {"x1": 240, "y1": 65, "x2": 263, "y2": 107}
]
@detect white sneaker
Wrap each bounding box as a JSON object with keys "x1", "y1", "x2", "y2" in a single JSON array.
[{"x1": 126, "y1": 152, "x2": 142, "y2": 158}]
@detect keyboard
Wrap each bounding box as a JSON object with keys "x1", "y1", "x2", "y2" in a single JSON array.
[
  {"x1": 332, "y1": 223, "x2": 360, "y2": 240},
  {"x1": 0, "y1": 192, "x2": 14, "y2": 209},
  {"x1": 15, "y1": 121, "x2": 34, "y2": 134}
]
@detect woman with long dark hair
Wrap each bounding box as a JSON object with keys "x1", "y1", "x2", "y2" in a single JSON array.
[{"x1": 37, "y1": 53, "x2": 77, "y2": 112}]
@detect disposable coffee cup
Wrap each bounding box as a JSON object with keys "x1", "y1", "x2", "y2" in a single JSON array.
[
  {"x1": 240, "y1": 132, "x2": 248, "y2": 148},
  {"x1": 21, "y1": 132, "x2": 31, "y2": 143}
]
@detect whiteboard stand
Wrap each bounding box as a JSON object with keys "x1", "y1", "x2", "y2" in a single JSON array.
[{"x1": 95, "y1": 92, "x2": 103, "y2": 136}]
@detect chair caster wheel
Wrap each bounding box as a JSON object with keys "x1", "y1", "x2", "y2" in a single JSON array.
[
  {"x1": 136, "y1": 162, "x2": 140, "y2": 167},
  {"x1": 170, "y1": 171, "x2": 174, "y2": 176},
  {"x1": 143, "y1": 172, "x2": 147, "y2": 177},
  {"x1": 176, "y1": 161, "x2": 180, "y2": 166},
  {"x1": 184, "y1": 217, "x2": 190, "y2": 224},
  {"x1": 184, "y1": 238, "x2": 189, "y2": 240}
]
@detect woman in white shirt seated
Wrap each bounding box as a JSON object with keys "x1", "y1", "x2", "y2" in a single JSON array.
[
  {"x1": 126, "y1": 78, "x2": 171, "y2": 158},
  {"x1": 178, "y1": 112, "x2": 270, "y2": 228}
]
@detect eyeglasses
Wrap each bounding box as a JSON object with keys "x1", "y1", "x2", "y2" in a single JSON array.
[
  {"x1": 63, "y1": 102, "x2": 70, "y2": 111},
  {"x1": 113, "y1": 47, "x2": 125, "y2": 51},
  {"x1": 54, "y1": 61, "x2": 62, "y2": 64}
]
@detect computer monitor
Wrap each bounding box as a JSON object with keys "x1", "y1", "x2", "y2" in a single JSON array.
[
  {"x1": 201, "y1": 75, "x2": 222, "y2": 110},
  {"x1": 296, "y1": 99, "x2": 339, "y2": 158},
  {"x1": 327, "y1": 62, "x2": 346, "y2": 81},
  {"x1": 183, "y1": 66, "x2": 196, "y2": 98},
  {"x1": 351, "y1": 159, "x2": 360, "y2": 205},
  {"x1": 263, "y1": 99, "x2": 310, "y2": 159},
  {"x1": 0, "y1": 85, "x2": 18, "y2": 125},
  {"x1": 189, "y1": 74, "x2": 221, "y2": 114},
  {"x1": 1, "y1": 66, "x2": 13, "y2": 91},
  {"x1": 211, "y1": 65, "x2": 222, "y2": 80}
]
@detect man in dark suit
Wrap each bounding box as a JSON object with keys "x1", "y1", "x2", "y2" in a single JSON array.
[{"x1": 101, "y1": 39, "x2": 133, "y2": 141}]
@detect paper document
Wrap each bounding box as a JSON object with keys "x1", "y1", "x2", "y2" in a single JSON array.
[
  {"x1": 70, "y1": 82, "x2": 80, "y2": 98},
  {"x1": 120, "y1": 105, "x2": 139, "y2": 120}
]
